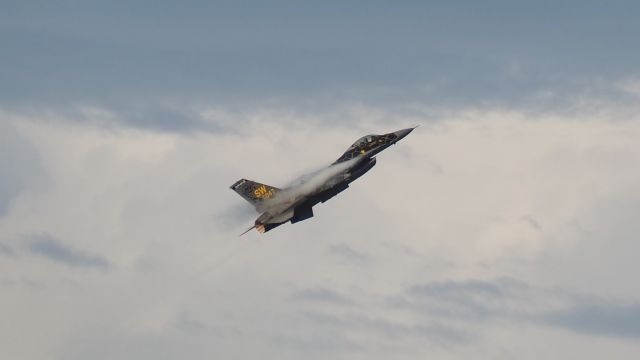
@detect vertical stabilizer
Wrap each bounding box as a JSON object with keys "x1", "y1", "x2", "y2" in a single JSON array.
[{"x1": 230, "y1": 179, "x2": 280, "y2": 209}]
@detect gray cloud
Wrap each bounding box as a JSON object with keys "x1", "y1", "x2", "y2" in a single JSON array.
[
  {"x1": 290, "y1": 288, "x2": 352, "y2": 305},
  {"x1": 521, "y1": 215, "x2": 543, "y2": 231},
  {"x1": 301, "y1": 310, "x2": 470, "y2": 346},
  {"x1": 2, "y1": 94, "x2": 640, "y2": 358},
  {"x1": 326, "y1": 243, "x2": 370, "y2": 264},
  {"x1": 0, "y1": 243, "x2": 14, "y2": 257},
  {"x1": 214, "y1": 203, "x2": 260, "y2": 232},
  {"x1": 402, "y1": 278, "x2": 640, "y2": 340},
  {"x1": 404, "y1": 278, "x2": 525, "y2": 321},
  {"x1": 26, "y1": 233, "x2": 110, "y2": 270},
  {"x1": 410, "y1": 279, "x2": 508, "y2": 299},
  {"x1": 544, "y1": 302, "x2": 640, "y2": 338},
  {"x1": 0, "y1": 122, "x2": 48, "y2": 216}
]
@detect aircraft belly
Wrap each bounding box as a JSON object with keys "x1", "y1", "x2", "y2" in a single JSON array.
[{"x1": 268, "y1": 208, "x2": 295, "y2": 223}]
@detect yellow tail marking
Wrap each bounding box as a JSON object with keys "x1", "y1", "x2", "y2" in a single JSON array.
[{"x1": 254, "y1": 184, "x2": 274, "y2": 199}]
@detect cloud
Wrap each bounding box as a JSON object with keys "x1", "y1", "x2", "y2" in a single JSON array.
[
  {"x1": 398, "y1": 278, "x2": 532, "y2": 325},
  {"x1": 0, "y1": 121, "x2": 48, "y2": 216},
  {"x1": 26, "y1": 233, "x2": 109, "y2": 270},
  {"x1": 1, "y1": 103, "x2": 640, "y2": 359},
  {"x1": 301, "y1": 310, "x2": 470, "y2": 346},
  {"x1": 0, "y1": 243, "x2": 13, "y2": 257},
  {"x1": 4, "y1": 2, "x2": 640, "y2": 357},
  {"x1": 410, "y1": 279, "x2": 507, "y2": 299},
  {"x1": 401, "y1": 277, "x2": 640, "y2": 340},
  {"x1": 406, "y1": 278, "x2": 514, "y2": 320},
  {"x1": 290, "y1": 288, "x2": 352, "y2": 305},
  {"x1": 326, "y1": 243, "x2": 370, "y2": 264},
  {"x1": 544, "y1": 302, "x2": 640, "y2": 338}
]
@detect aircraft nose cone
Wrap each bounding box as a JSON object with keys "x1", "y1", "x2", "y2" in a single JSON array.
[{"x1": 394, "y1": 127, "x2": 415, "y2": 141}]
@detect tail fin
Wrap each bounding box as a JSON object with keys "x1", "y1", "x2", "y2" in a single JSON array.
[{"x1": 230, "y1": 179, "x2": 280, "y2": 209}]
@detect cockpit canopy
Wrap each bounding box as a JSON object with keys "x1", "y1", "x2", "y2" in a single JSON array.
[{"x1": 349, "y1": 135, "x2": 376, "y2": 149}]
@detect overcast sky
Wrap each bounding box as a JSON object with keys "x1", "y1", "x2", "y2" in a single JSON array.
[{"x1": 2, "y1": 2, "x2": 640, "y2": 359}]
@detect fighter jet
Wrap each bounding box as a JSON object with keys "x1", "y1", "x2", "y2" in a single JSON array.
[{"x1": 231, "y1": 127, "x2": 416, "y2": 234}]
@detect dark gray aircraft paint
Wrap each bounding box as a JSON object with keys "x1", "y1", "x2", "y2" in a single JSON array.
[{"x1": 231, "y1": 127, "x2": 415, "y2": 234}]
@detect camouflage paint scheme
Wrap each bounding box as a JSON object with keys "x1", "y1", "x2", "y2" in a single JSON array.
[{"x1": 230, "y1": 127, "x2": 415, "y2": 234}]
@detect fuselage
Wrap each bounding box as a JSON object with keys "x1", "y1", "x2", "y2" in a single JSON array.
[{"x1": 252, "y1": 127, "x2": 415, "y2": 233}]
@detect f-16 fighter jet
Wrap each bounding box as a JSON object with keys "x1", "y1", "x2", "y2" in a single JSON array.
[{"x1": 231, "y1": 127, "x2": 416, "y2": 234}]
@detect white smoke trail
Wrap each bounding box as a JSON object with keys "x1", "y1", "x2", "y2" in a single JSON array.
[{"x1": 265, "y1": 156, "x2": 362, "y2": 208}]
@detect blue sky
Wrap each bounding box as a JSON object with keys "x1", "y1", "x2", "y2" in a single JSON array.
[
  {"x1": 2, "y1": 2, "x2": 640, "y2": 359},
  {"x1": 3, "y1": 1, "x2": 640, "y2": 110}
]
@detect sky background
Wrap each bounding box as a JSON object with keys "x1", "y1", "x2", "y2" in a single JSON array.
[{"x1": 2, "y1": 1, "x2": 640, "y2": 359}]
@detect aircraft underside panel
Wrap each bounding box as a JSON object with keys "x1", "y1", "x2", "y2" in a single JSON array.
[
  {"x1": 348, "y1": 157, "x2": 377, "y2": 183},
  {"x1": 318, "y1": 183, "x2": 349, "y2": 203},
  {"x1": 270, "y1": 208, "x2": 294, "y2": 223},
  {"x1": 252, "y1": 158, "x2": 377, "y2": 234},
  {"x1": 291, "y1": 205, "x2": 314, "y2": 223}
]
